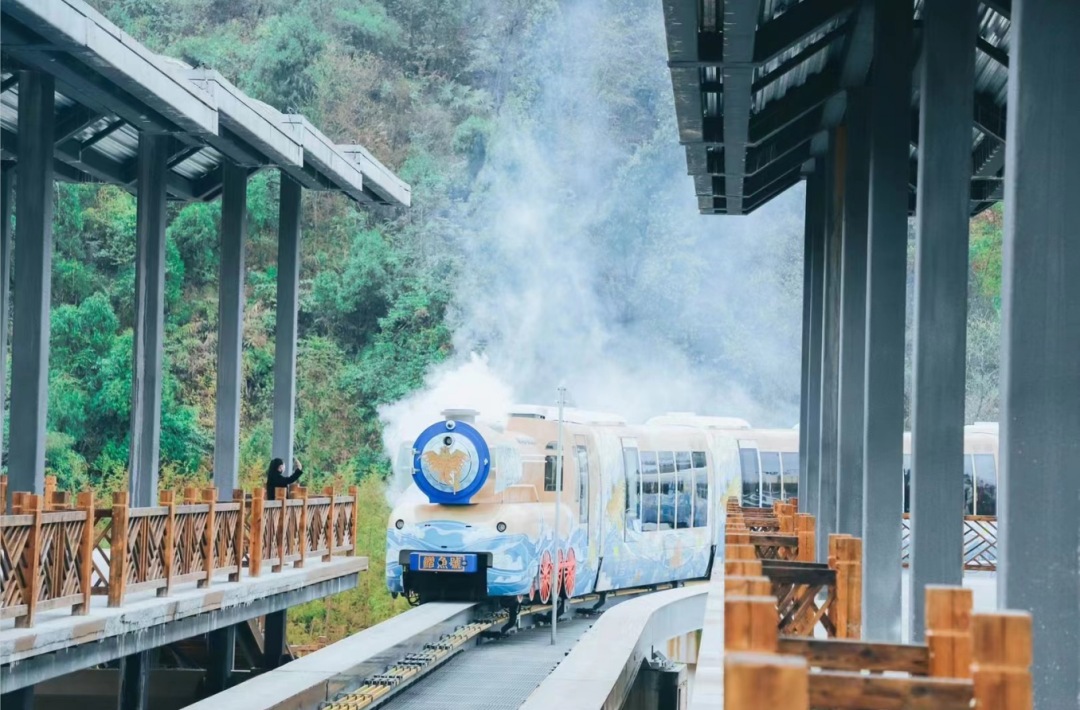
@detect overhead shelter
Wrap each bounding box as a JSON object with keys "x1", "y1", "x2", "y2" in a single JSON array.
[
  {"x1": 0, "y1": 0, "x2": 410, "y2": 513},
  {"x1": 661, "y1": 0, "x2": 1078, "y2": 707}
]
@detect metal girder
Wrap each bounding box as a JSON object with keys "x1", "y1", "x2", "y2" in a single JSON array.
[
  {"x1": 749, "y1": 67, "x2": 842, "y2": 146},
  {"x1": 973, "y1": 134, "x2": 1005, "y2": 177},
  {"x1": 977, "y1": 37, "x2": 1008, "y2": 67},
  {"x1": 80, "y1": 119, "x2": 127, "y2": 151},
  {"x1": 744, "y1": 168, "x2": 803, "y2": 212},
  {"x1": 0, "y1": 75, "x2": 17, "y2": 94},
  {"x1": 838, "y1": 0, "x2": 875, "y2": 87},
  {"x1": 722, "y1": 0, "x2": 760, "y2": 213},
  {"x1": 982, "y1": 0, "x2": 1010, "y2": 20},
  {"x1": 744, "y1": 142, "x2": 812, "y2": 195},
  {"x1": 753, "y1": 0, "x2": 858, "y2": 66},
  {"x1": 752, "y1": 24, "x2": 849, "y2": 93},
  {"x1": 973, "y1": 93, "x2": 1006, "y2": 142},
  {"x1": 54, "y1": 106, "x2": 102, "y2": 145},
  {"x1": 743, "y1": 109, "x2": 824, "y2": 174}
]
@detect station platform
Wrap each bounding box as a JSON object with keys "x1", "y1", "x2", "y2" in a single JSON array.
[{"x1": 0, "y1": 556, "x2": 367, "y2": 692}]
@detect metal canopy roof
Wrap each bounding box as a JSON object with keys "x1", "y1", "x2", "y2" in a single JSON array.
[
  {"x1": 0, "y1": 0, "x2": 410, "y2": 207},
  {"x1": 663, "y1": 0, "x2": 1010, "y2": 216}
]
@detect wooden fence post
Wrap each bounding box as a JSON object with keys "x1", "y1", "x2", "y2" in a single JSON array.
[
  {"x1": 184, "y1": 486, "x2": 198, "y2": 504},
  {"x1": 323, "y1": 486, "x2": 336, "y2": 562},
  {"x1": 16, "y1": 494, "x2": 43, "y2": 627},
  {"x1": 926, "y1": 586, "x2": 973, "y2": 679},
  {"x1": 274, "y1": 485, "x2": 286, "y2": 573},
  {"x1": 725, "y1": 653, "x2": 809, "y2": 710},
  {"x1": 159, "y1": 490, "x2": 175, "y2": 597},
  {"x1": 348, "y1": 485, "x2": 359, "y2": 556},
  {"x1": 232, "y1": 489, "x2": 245, "y2": 582},
  {"x1": 43, "y1": 476, "x2": 56, "y2": 511},
  {"x1": 108, "y1": 491, "x2": 129, "y2": 608},
  {"x1": 726, "y1": 595, "x2": 779, "y2": 652},
  {"x1": 725, "y1": 559, "x2": 764, "y2": 577},
  {"x1": 75, "y1": 491, "x2": 94, "y2": 614},
  {"x1": 726, "y1": 576, "x2": 773, "y2": 596},
  {"x1": 0, "y1": 473, "x2": 7, "y2": 513},
  {"x1": 250, "y1": 488, "x2": 265, "y2": 577},
  {"x1": 971, "y1": 612, "x2": 1032, "y2": 710},
  {"x1": 726, "y1": 544, "x2": 757, "y2": 561},
  {"x1": 200, "y1": 487, "x2": 216, "y2": 588},
  {"x1": 294, "y1": 486, "x2": 308, "y2": 569},
  {"x1": 796, "y1": 514, "x2": 816, "y2": 562}
]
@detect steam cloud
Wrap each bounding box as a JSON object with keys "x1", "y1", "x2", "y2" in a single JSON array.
[{"x1": 380, "y1": 0, "x2": 806, "y2": 490}]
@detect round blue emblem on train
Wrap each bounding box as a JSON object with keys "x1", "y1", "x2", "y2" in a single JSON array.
[{"x1": 412, "y1": 419, "x2": 490, "y2": 504}]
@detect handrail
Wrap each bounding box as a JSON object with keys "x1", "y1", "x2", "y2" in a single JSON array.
[
  {"x1": 902, "y1": 514, "x2": 998, "y2": 571},
  {"x1": 0, "y1": 477, "x2": 359, "y2": 626}
]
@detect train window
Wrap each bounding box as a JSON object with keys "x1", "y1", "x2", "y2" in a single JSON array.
[
  {"x1": 780, "y1": 452, "x2": 799, "y2": 501},
  {"x1": 739, "y1": 448, "x2": 760, "y2": 507},
  {"x1": 760, "y1": 452, "x2": 781, "y2": 506},
  {"x1": 659, "y1": 452, "x2": 676, "y2": 474},
  {"x1": 903, "y1": 454, "x2": 911, "y2": 514},
  {"x1": 544, "y1": 453, "x2": 560, "y2": 492},
  {"x1": 575, "y1": 444, "x2": 589, "y2": 525},
  {"x1": 964, "y1": 455, "x2": 975, "y2": 515},
  {"x1": 692, "y1": 451, "x2": 708, "y2": 527},
  {"x1": 676, "y1": 452, "x2": 692, "y2": 529},
  {"x1": 641, "y1": 452, "x2": 660, "y2": 530},
  {"x1": 623, "y1": 445, "x2": 641, "y2": 531},
  {"x1": 974, "y1": 454, "x2": 997, "y2": 516}
]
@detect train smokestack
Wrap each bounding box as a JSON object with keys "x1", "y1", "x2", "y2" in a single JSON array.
[{"x1": 441, "y1": 408, "x2": 478, "y2": 424}]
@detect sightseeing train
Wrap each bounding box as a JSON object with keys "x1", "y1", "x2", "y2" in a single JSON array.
[{"x1": 385, "y1": 407, "x2": 999, "y2": 604}]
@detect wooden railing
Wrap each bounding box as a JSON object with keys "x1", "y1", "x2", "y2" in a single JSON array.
[
  {"x1": 0, "y1": 476, "x2": 359, "y2": 626},
  {"x1": 721, "y1": 497, "x2": 1033, "y2": 710},
  {"x1": 902, "y1": 513, "x2": 998, "y2": 571}
]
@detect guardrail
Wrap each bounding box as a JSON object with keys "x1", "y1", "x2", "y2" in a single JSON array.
[
  {"x1": 902, "y1": 514, "x2": 998, "y2": 571},
  {"x1": 0, "y1": 476, "x2": 358, "y2": 627}
]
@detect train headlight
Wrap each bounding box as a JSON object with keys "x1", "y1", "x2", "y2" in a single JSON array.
[
  {"x1": 497, "y1": 522, "x2": 507, "y2": 533},
  {"x1": 395, "y1": 519, "x2": 405, "y2": 530}
]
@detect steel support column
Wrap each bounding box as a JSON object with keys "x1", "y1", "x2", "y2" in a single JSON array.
[
  {"x1": 118, "y1": 650, "x2": 152, "y2": 710},
  {"x1": 128, "y1": 134, "x2": 169, "y2": 507},
  {"x1": 818, "y1": 131, "x2": 844, "y2": 560},
  {"x1": 907, "y1": 0, "x2": 977, "y2": 643},
  {"x1": 214, "y1": 162, "x2": 248, "y2": 499},
  {"x1": 998, "y1": 1, "x2": 1080, "y2": 706},
  {"x1": 272, "y1": 176, "x2": 302, "y2": 466},
  {"x1": 206, "y1": 625, "x2": 237, "y2": 694},
  {"x1": 803, "y1": 171, "x2": 826, "y2": 518},
  {"x1": 0, "y1": 162, "x2": 13, "y2": 476},
  {"x1": 0, "y1": 688, "x2": 33, "y2": 710},
  {"x1": 8, "y1": 72, "x2": 55, "y2": 496},
  {"x1": 263, "y1": 610, "x2": 288, "y2": 670},
  {"x1": 861, "y1": 0, "x2": 911, "y2": 643},
  {"x1": 837, "y1": 91, "x2": 870, "y2": 537},
  {"x1": 798, "y1": 182, "x2": 814, "y2": 512}
]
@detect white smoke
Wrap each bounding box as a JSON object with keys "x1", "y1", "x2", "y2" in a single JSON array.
[{"x1": 380, "y1": 0, "x2": 806, "y2": 490}]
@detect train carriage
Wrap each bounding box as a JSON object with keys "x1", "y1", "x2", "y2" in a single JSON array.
[{"x1": 385, "y1": 407, "x2": 998, "y2": 605}]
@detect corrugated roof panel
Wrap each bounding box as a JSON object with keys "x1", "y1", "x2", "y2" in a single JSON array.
[{"x1": 174, "y1": 146, "x2": 222, "y2": 181}]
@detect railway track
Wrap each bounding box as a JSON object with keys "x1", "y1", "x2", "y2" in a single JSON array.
[{"x1": 319, "y1": 583, "x2": 695, "y2": 710}]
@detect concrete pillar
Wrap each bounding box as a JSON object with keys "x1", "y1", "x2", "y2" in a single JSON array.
[
  {"x1": 263, "y1": 610, "x2": 288, "y2": 669},
  {"x1": 861, "y1": 0, "x2": 911, "y2": 643},
  {"x1": 128, "y1": 134, "x2": 170, "y2": 507},
  {"x1": 998, "y1": 2, "x2": 1080, "y2": 706},
  {"x1": 837, "y1": 90, "x2": 870, "y2": 538},
  {"x1": 803, "y1": 171, "x2": 826, "y2": 517},
  {"x1": 818, "y1": 132, "x2": 844, "y2": 561},
  {"x1": 0, "y1": 687, "x2": 34, "y2": 710},
  {"x1": 624, "y1": 654, "x2": 687, "y2": 710},
  {"x1": 797, "y1": 181, "x2": 814, "y2": 513},
  {"x1": 206, "y1": 625, "x2": 237, "y2": 694},
  {"x1": 272, "y1": 176, "x2": 302, "y2": 466},
  {"x1": 0, "y1": 162, "x2": 13, "y2": 477},
  {"x1": 118, "y1": 650, "x2": 152, "y2": 710},
  {"x1": 8, "y1": 72, "x2": 55, "y2": 496},
  {"x1": 907, "y1": 0, "x2": 978, "y2": 643},
  {"x1": 213, "y1": 162, "x2": 248, "y2": 499}
]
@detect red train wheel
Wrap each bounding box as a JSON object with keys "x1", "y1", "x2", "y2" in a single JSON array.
[
  {"x1": 556, "y1": 549, "x2": 564, "y2": 599},
  {"x1": 529, "y1": 578, "x2": 536, "y2": 602},
  {"x1": 563, "y1": 548, "x2": 577, "y2": 598},
  {"x1": 539, "y1": 550, "x2": 553, "y2": 603}
]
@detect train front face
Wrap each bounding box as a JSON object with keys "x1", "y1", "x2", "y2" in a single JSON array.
[{"x1": 386, "y1": 417, "x2": 540, "y2": 603}]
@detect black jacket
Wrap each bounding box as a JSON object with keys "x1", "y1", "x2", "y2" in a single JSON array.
[{"x1": 266, "y1": 466, "x2": 303, "y2": 500}]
